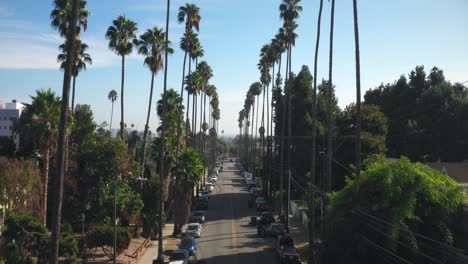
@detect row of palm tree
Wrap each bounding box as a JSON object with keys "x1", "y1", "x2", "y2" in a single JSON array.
[{"x1": 237, "y1": 0, "x2": 362, "y2": 259}]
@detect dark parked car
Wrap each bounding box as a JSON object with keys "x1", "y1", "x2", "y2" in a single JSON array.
[
  {"x1": 192, "y1": 198, "x2": 208, "y2": 210},
  {"x1": 178, "y1": 236, "x2": 197, "y2": 256},
  {"x1": 268, "y1": 223, "x2": 285, "y2": 237},
  {"x1": 276, "y1": 236, "x2": 300, "y2": 264},
  {"x1": 168, "y1": 249, "x2": 189, "y2": 264},
  {"x1": 189, "y1": 211, "x2": 206, "y2": 223}
]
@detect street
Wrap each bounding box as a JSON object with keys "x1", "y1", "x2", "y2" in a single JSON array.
[{"x1": 195, "y1": 161, "x2": 278, "y2": 263}]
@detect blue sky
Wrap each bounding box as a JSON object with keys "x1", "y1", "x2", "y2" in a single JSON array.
[{"x1": 0, "y1": 0, "x2": 467, "y2": 135}]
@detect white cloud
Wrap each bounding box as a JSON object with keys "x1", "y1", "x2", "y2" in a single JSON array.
[{"x1": 0, "y1": 4, "x2": 14, "y2": 17}]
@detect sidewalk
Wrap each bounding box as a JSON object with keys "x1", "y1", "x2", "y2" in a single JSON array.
[
  {"x1": 288, "y1": 214, "x2": 310, "y2": 264},
  {"x1": 137, "y1": 223, "x2": 180, "y2": 264}
]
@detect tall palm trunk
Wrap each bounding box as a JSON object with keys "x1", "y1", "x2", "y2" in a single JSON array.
[
  {"x1": 250, "y1": 98, "x2": 255, "y2": 173},
  {"x1": 353, "y1": 0, "x2": 362, "y2": 178},
  {"x1": 199, "y1": 91, "x2": 203, "y2": 152},
  {"x1": 120, "y1": 55, "x2": 126, "y2": 140},
  {"x1": 309, "y1": 0, "x2": 324, "y2": 250},
  {"x1": 192, "y1": 93, "x2": 197, "y2": 147},
  {"x1": 176, "y1": 52, "x2": 188, "y2": 160},
  {"x1": 260, "y1": 86, "x2": 266, "y2": 196},
  {"x1": 279, "y1": 45, "x2": 289, "y2": 216},
  {"x1": 327, "y1": 0, "x2": 336, "y2": 192},
  {"x1": 40, "y1": 148, "x2": 50, "y2": 226},
  {"x1": 185, "y1": 56, "x2": 192, "y2": 145},
  {"x1": 71, "y1": 76, "x2": 77, "y2": 112},
  {"x1": 286, "y1": 43, "x2": 292, "y2": 230},
  {"x1": 158, "y1": 0, "x2": 171, "y2": 261},
  {"x1": 141, "y1": 72, "x2": 156, "y2": 178},
  {"x1": 254, "y1": 95, "x2": 259, "y2": 176},
  {"x1": 50, "y1": 0, "x2": 80, "y2": 262},
  {"x1": 110, "y1": 101, "x2": 115, "y2": 131}
]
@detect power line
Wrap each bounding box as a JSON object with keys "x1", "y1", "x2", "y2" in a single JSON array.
[
  {"x1": 353, "y1": 209, "x2": 468, "y2": 256},
  {"x1": 361, "y1": 235, "x2": 415, "y2": 264},
  {"x1": 352, "y1": 210, "x2": 468, "y2": 264}
]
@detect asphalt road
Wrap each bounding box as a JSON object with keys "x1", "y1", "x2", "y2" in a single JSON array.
[{"x1": 194, "y1": 161, "x2": 279, "y2": 264}]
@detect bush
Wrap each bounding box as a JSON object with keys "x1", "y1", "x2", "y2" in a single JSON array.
[
  {"x1": 0, "y1": 212, "x2": 49, "y2": 263},
  {"x1": 86, "y1": 225, "x2": 130, "y2": 254},
  {"x1": 321, "y1": 156, "x2": 463, "y2": 264}
]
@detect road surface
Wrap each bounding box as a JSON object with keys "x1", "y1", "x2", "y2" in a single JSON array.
[{"x1": 194, "y1": 161, "x2": 278, "y2": 263}]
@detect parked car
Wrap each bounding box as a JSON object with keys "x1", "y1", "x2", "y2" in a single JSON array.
[
  {"x1": 200, "y1": 191, "x2": 211, "y2": 199},
  {"x1": 190, "y1": 211, "x2": 206, "y2": 223},
  {"x1": 209, "y1": 175, "x2": 218, "y2": 182},
  {"x1": 256, "y1": 200, "x2": 271, "y2": 212},
  {"x1": 178, "y1": 236, "x2": 197, "y2": 256},
  {"x1": 169, "y1": 249, "x2": 190, "y2": 264},
  {"x1": 255, "y1": 197, "x2": 265, "y2": 206},
  {"x1": 268, "y1": 223, "x2": 285, "y2": 237},
  {"x1": 257, "y1": 212, "x2": 276, "y2": 236},
  {"x1": 185, "y1": 223, "x2": 202, "y2": 238},
  {"x1": 204, "y1": 183, "x2": 214, "y2": 192},
  {"x1": 250, "y1": 187, "x2": 262, "y2": 194},
  {"x1": 276, "y1": 236, "x2": 301, "y2": 264},
  {"x1": 192, "y1": 197, "x2": 208, "y2": 210}
]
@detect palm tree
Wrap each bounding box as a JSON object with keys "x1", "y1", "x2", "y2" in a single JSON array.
[
  {"x1": 327, "y1": 0, "x2": 336, "y2": 192},
  {"x1": 50, "y1": 0, "x2": 89, "y2": 38},
  {"x1": 136, "y1": 26, "x2": 173, "y2": 178},
  {"x1": 108, "y1": 89, "x2": 118, "y2": 132},
  {"x1": 308, "y1": 0, "x2": 323, "y2": 252},
  {"x1": 157, "y1": 0, "x2": 172, "y2": 260},
  {"x1": 16, "y1": 89, "x2": 61, "y2": 226},
  {"x1": 105, "y1": 16, "x2": 138, "y2": 140},
  {"x1": 185, "y1": 70, "x2": 202, "y2": 146},
  {"x1": 353, "y1": 0, "x2": 362, "y2": 178},
  {"x1": 177, "y1": 3, "x2": 201, "y2": 158},
  {"x1": 196, "y1": 61, "x2": 213, "y2": 151},
  {"x1": 57, "y1": 39, "x2": 92, "y2": 112},
  {"x1": 49, "y1": 0, "x2": 84, "y2": 262},
  {"x1": 279, "y1": 0, "x2": 301, "y2": 229}
]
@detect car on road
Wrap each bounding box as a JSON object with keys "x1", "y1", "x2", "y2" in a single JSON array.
[
  {"x1": 178, "y1": 236, "x2": 198, "y2": 256},
  {"x1": 185, "y1": 223, "x2": 202, "y2": 238},
  {"x1": 169, "y1": 249, "x2": 190, "y2": 264},
  {"x1": 189, "y1": 211, "x2": 206, "y2": 223},
  {"x1": 192, "y1": 197, "x2": 208, "y2": 210},
  {"x1": 200, "y1": 191, "x2": 211, "y2": 199},
  {"x1": 256, "y1": 200, "x2": 271, "y2": 212},
  {"x1": 276, "y1": 236, "x2": 301, "y2": 264},
  {"x1": 255, "y1": 197, "x2": 265, "y2": 206},
  {"x1": 204, "y1": 183, "x2": 214, "y2": 192},
  {"x1": 268, "y1": 223, "x2": 285, "y2": 237},
  {"x1": 249, "y1": 187, "x2": 262, "y2": 194},
  {"x1": 209, "y1": 175, "x2": 218, "y2": 181}
]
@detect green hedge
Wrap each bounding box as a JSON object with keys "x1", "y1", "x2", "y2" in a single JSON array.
[{"x1": 86, "y1": 225, "x2": 130, "y2": 254}]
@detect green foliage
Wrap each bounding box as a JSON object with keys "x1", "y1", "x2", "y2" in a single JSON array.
[
  {"x1": 0, "y1": 212, "x2": 80, "y2": 263},
  {"x1": 86, "y1": 225, "x2": 130, "y2": 254},
  {"x1": 0, "y1": 137, "x2": 15, "y2": 157},
  {"x1": 0, "y1": 212, "x2": 48, "y2": 263},
  {"x1": 100, "y1": 177, "x2": 144, "y2": 226},
  {"x1": 364, "y1": 66, "x2": 468, "y2": 161},
  {"x1": 322, "y1": 156, "x2": 463, "y2": 264}
]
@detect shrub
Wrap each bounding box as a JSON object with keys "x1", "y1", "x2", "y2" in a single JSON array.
[{"x1": 86, "y1": 225, "x2": 130, "y2": 255}]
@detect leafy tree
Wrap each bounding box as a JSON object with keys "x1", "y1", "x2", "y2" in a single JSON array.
[
  {"x1": 0, "y1": 158, "x2": 41, "y2": 216},
  {"x1": 364, "y1": 66, "x2": 468, "y2": 161},
  {"x1": 0, "y1": 137, "x2": 15, "y2": 157},
  {"x1": 100, "y1": 177, "x2": 143, "y2": 226},
  {"x1": 86, "y1": 225, "x2": 130, "y2": 257},
  {"x1": 322, "y1": 156, "x2": 463, "y2": 264},
  {"x1": 105, "y1": 15, "x2": 138, "y2": 140},
  {"x1": 334, "y1": 104, "x2": 388, "y2": 189}
]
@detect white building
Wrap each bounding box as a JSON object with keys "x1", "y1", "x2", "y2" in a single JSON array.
[{"x1": 0, "y1": 100, "x2": 24, "y2": 146}]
